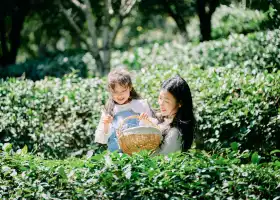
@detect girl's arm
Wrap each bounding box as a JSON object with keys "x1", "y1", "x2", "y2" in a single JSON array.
[
  {"x1": 142, "y1": 99, "x2": 158, "y2": 124},
  {"x1": 142, "y1": 99, "x2": 155, "y2": 117},
  {"x1": 94, "y1": 112, "x2": 112, "y2": 144}
]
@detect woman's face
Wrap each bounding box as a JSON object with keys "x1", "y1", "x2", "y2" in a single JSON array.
[
  {"x1": 158, "y1": 90, "x2": 180, "y2": 117},
  {"x1": 110, "y1": 83, "x2": 131, "y2": 105}
]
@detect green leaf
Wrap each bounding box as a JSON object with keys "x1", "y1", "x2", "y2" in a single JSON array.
[
  {"x1": 270, "y1": 150, "x2": 280, "y2": 155},
  {"x1": 3, "y1": 143, "x2": 12, "y2": 153},
  {"x1": 274, "y1": 161, "x2": 280, "y2": 167},
  {"x1": 21, "y1": 145, "x2": 28, "y2": 154},
  {"x1": 230, "y1": 142, "x2": 238, "y2": 151},
  {"x1": 251, "y1": 152, "x2": 260, "y2": 164},
  {"x1": 58, "y1": 166, "x2": 67, "y2": 179}
]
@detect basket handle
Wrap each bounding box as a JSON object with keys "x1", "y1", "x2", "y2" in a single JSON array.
[{"x1": 117, "y1": 115, "x2": 159, "y2": 137}]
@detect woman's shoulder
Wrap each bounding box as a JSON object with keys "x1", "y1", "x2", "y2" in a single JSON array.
[{"x1": 168, "y1": 127, "x2": 181, "y2": 137}]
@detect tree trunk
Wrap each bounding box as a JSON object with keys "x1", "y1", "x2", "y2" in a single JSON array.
[
  {"x1": 197, "y1": 0, "x2": 210, "y2": 41},
  {"x1": 102, "y1": 0, "x2": 111, "y2": 75},
  {"x1": 0, "y1": 19, "x2": 8, "y2": 66},
  {"x1": 163, "y1": 0, "x2": 188, "y2": 41},
  {"x1": 92, "y1": 52, "x2": 105, "y2": 76},
  {"x1": 197, "y1": 0, "x2": 219, "y2": 42},
  {"x1": 102, "y1": 48, "x2": 111, "y2": 75},
  {"x1": 0, "y1": 8, "x2": 26, "y2": 67},
  {"x1": 9, "y1": 10, "x2": 26, "y2": 64}
]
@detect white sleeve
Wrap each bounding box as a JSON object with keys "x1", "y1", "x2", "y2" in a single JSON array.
[
  {"x1": 157, "y1": 128, "x2": 182, "y2": 155},
  {"x1": 136, "y1": 99, "x2": 159, "y2": 125},
  {"x1": 141, "y1": 99, "x2": 154, "y2": 117},
  {"x1": 94, "y1": 111, "x2": 112, "y2": 144}
]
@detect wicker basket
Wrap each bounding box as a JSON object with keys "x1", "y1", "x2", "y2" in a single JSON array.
[{"x1": 117, "y1": 115, "x2": 162, "y2": 155}]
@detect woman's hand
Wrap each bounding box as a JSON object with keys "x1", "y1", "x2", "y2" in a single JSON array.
[
  {"x1": 139, "y1": 112, "x2": 149, "y2": 120},
  {"x1": 103, "y1": 115, "x2": 113, "y2": 124}
]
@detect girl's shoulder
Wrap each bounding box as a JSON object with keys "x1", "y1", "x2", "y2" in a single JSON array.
[
  {"x1": 113, "y1": 99, "x2": 146, "y2": 113},
  {"x1": 130, "y1": 98, "x2": 149, "y2": 107},
  {"x1": 130, "y1": 98, "x2": 154, "y2": 115},
  {"x1": 131, "y1": 98, "x2": 147, "y2": 103}
]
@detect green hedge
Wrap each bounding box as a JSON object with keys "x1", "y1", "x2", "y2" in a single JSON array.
[
  {"x1": 135, "y1": 65, "x2": 280, "y2": 155},
  {"x1": 1, "y1": 65, "x2": 279, "y2": 158},
  {"x1": 117, "y1": 29, "x2": 280, "y2": 72},
  {"x1": 1, "y1": 29, "x2": 279, "y2": 158},
  {"x1": 0, "y1": 50, "x2": 88, "y2": 81},
  {"x1": 0, "y1": 74, "x2": 107, "y2": 158},
  {"x1": 1, "y1": 145, "x2": 279, "y2": 199},
  {"x1": 188, "y1": 29, "x2": 280, "y2": 71}
]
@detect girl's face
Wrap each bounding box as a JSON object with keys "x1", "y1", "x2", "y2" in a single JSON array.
[
  {"x1": 110, "y1": 83, "x2": 131, "y2": 105},
  {"x1": 158, "y1": 90, "x2": 180, "y2": 117}
]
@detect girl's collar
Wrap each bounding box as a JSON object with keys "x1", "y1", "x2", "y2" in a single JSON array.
[{"x1": 115, "y1": 99, "x2": 134, "y2": 106}]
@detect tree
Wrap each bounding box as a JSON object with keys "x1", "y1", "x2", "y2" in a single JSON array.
[
  {"x1": 0, "y1": 1, "x2": 29, "y2": 67},
  {"x1": 196, "y1": 0, "x2": 220, "y2": 41},
  {"x1": 0, "y1": 0, "x2": 57, "y2": 67},
  {"x1": 138, "y1": 0, "x2": 196, "y2": 41},
  {"x1": 59, "y1": 0, "x2": 139, "y2": 76}
]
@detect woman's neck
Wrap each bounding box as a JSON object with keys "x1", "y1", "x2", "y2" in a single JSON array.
[
  {"x1": 158, "y1": 116, "x2": 173, "y2": 126},
  {"x1": 166, "y1": 113, "x2": 176, "y2": 120}
]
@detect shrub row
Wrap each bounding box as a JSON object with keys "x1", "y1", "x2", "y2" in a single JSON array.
[
  {"x1": 135, "y1": 65, "x2": 280, "y2": 155},
  {"x1": 0, "y1": 145, "x2": 279, "y2": 199},
  {"x1": 1, "y1": 65, "x2": 279, "y2": 158},
  {"x1": 117, "y1": 29, "x2": 280, "y2": 72},
  {"x1": 0, "y1": 74, "x2": 107, "y2": 158},
  {"x1": 0, "y1": 50, "x2": 88, "y2": 81}
]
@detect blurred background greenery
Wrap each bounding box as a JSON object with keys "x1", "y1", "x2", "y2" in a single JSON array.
[{"x1": 0, "y1": 0, "x2": 279, "y2": 79}]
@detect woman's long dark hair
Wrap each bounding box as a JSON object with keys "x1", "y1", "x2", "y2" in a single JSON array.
[
  {"x1": 104, "y1": 68, "x2": 140, "y2": 116},
  {"x1": 160, "y1": 75, "x2": 195, "y2": 151}
]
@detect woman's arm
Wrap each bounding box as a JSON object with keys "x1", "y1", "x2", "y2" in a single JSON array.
[{"x1": 157, "y1": 127, "x2": 182, "y2": 155}]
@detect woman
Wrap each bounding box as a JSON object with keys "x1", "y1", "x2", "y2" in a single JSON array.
[{"x1": 155, "y1": 75, "x2": 195, "y2": 154}]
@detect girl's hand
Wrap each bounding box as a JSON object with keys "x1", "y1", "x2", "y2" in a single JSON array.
[
  {"x1": 139, "y1": 112, "x2": 149, "y2": 120},
  {"x1": 103, "y1": 115, "x2": 113, "y2": 124},
  {"x1": 116, "y1": 131, "x2": 120, "y2": 138}
]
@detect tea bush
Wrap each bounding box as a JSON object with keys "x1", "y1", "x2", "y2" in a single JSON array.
[
  {"x1": 0, "y1": 74, "x2": 107, "y2": 158},
  {"x1": 0, "y1": 145, "x2": 279, "y2": 199},
  {"x1": 0, "y1": 50, "x2": 88, "y2": 81},
  {"x1": 1, "y1": 64, "x2": 279, "y2": 158},
  {"x1": 135, "y1": 65, "x2": 280, "y2": 155},
  {"x1": 116, "y1": 29, "x2": 280, "y2": 72}
]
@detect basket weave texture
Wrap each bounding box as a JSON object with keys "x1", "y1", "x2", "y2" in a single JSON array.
[{"x1": 117, "y1": 115, "x2": 162, "y2": 155}]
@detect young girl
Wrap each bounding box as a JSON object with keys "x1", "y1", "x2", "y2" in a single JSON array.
[
  {"x1": 94, "y1": 68, "x2": 154, "y2": 152},
  {"x1": 152, "y1": 75, "x2": 196, "y2": 154}
]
